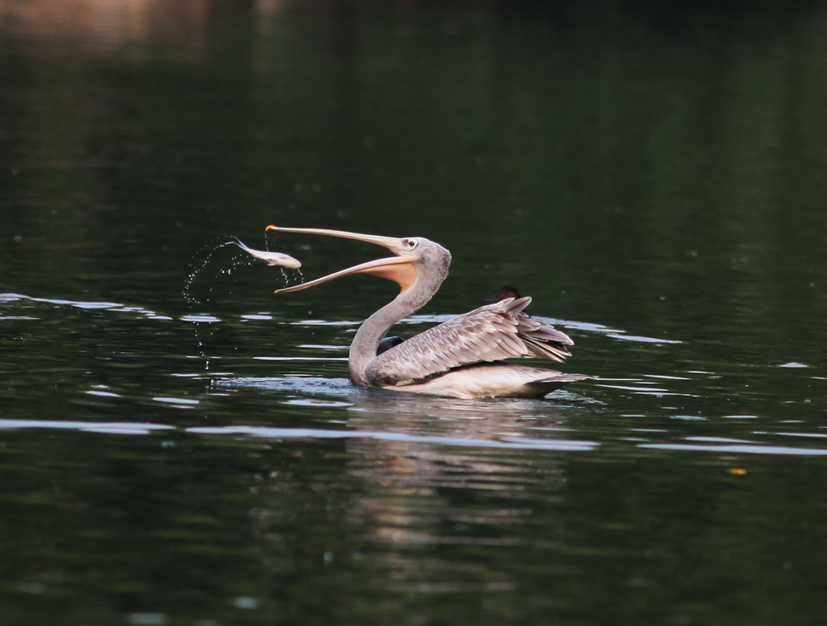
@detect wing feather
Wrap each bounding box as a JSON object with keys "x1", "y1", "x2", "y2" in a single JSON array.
[{"x1": 366, "y1": 296, "x2": 575, "y2": 386}]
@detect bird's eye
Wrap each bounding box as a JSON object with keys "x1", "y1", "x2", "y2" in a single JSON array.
[{"x1": 403, "y1": 238, "x2": 418, "y2": 249}]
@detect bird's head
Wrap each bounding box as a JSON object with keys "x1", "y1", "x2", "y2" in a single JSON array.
[{"x1": 264, "y1": 225, "x2": 451, "y2": 295}]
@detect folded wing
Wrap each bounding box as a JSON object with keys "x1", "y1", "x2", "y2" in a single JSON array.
[{"x1": 365, "y1": 296, "x2": 574, "y2": 386}]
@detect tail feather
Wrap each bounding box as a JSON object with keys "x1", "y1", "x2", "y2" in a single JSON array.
[
  {"x1": 533, "y1": 373, "x2": 592, "y2": 384},
  {"x1": 525, "y1": 373, "x2": 592, "y2": 395}
]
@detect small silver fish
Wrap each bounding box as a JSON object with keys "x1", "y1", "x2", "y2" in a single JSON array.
[{"x1": 233, "y1": 239, "x2": 301, "y2": 269}]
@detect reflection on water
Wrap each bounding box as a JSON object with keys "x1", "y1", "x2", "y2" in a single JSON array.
[
  {"x1": 240, "y1": 392, "x2": 583, "y2": 596},
  {"x1": 0, "y1": 0, "x2": 211, "y2": 60}
]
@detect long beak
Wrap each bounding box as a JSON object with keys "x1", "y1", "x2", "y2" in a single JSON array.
[
  {"x1": 266, "y1": 225, "x2": 403, "y2": 250},
  {"x1": 266, "y1": 225, "x2": 417, "y2": 293}
]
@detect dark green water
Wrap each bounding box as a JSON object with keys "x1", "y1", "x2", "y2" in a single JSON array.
[{"x1": 2, "y1": 1, "x2": 827, "y2": 624}]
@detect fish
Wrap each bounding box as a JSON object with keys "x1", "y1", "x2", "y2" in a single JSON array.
[{"x1": 232, "y1": 239, "x2": 302, "y2": 268}]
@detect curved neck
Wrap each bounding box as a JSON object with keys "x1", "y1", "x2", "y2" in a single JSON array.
[
  {"x1": 347, "y1": 238, "x2": 452, "y2": 386},
  {"x1": 349, "y1": 282, "x2": 438, "y2": 385}
]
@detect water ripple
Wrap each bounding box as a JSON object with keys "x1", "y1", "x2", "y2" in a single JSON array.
[
  {"x1": 0, "y1": 419, "x2": 174, "y2": 435},
  {"x1": 186, "y1": 425, "x2": 599, "y2": 451},
  {"x1": 0, "y1": 292, "x2": 173, "y2": 321},
  {"x1": 640, "y1": 443, "x2": 827, "y2": 456}
]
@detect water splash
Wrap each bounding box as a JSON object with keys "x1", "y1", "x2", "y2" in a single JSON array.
[
  {"x1": 183, "y1": 236, "x2": 302, "y2": 304},
  {"x1": 183, "y1": 235, "x2": 303, "y2": 372},
  {"x1": 182, "y1": 239, "x2": 236, "y2": 306}
]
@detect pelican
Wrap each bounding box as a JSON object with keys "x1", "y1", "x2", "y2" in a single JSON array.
[{"x1": 266, "y1": 225, "x2": 589, "y2": 399}]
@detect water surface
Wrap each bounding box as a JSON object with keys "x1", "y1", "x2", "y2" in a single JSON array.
[{"x1": 1, "y1": 1, "x2": 827, "y2": 625}]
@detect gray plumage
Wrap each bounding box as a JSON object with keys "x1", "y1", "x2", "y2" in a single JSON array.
[{"x1": 366, "y1": 296, "x2": 574, "y2": 387}]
